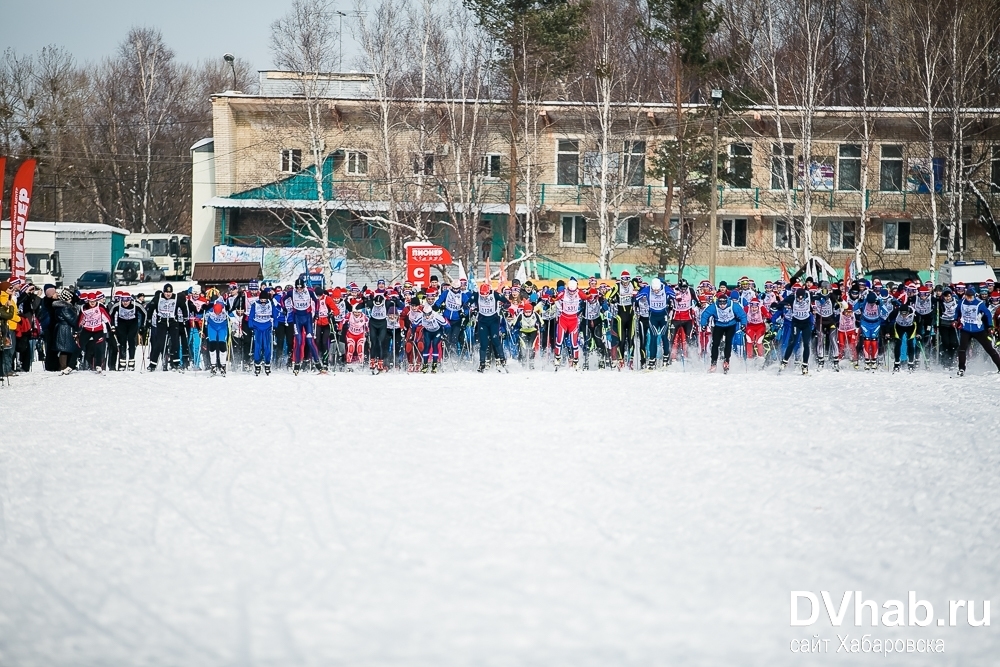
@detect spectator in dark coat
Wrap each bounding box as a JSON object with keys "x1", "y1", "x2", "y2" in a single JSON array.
[{"x1": 53, "y1": 287, "x2": 80, "y2": 374}]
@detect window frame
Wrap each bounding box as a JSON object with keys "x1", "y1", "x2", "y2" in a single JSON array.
[
  {"x1": 774, "y1": 218, "x2": 802, "y2": 250},
  {"x1": 556, "y1": 139, "x2": 581, "y2": 186},
  {"x1": 614, "y1": 216, "x2": 641, "y2": 246},
  {"x1": 280, "y1": 148, "x2": 302, "y2": 173},
  {"x1": 937, "y1": 222, "x2": 969, "y2": 253},
  {"x1": 771, "y1": 143, "x2": 796, "y2": 191},
  {"x1": 883, "y1": 220, "x2": 911, "y2": 252},
  {"x1": 560, "y1": 214, "x2": 587, "y2": 246},
  {"x1": 837, "y1": 144, "x2": 862, "y2": 191},
  {"x1": 622, "y1": 140, "x2": 646, "y2": 187},
  {"x1": 345, "y1": 150, "x2": 368, "y2": 176},
  {"x1": 412, "y1": 152, "x2": 435, "y2": 176},
  {"x1": 481, "y1": 153, "x2": 502, "y2": 180},
  {"x1": 879, "y1": 144, "x2": 904, "y2": 192},
  {"x1": 720, "y1": 218, "x2": 748, "y2": 249},
  {"x1": 728, "y1": 143, "x2": 753, "y2": 189},
  {"x1": 828, "y1": 220, "x2": 857, "y2": 251},
  {"x1": 349, "y1": 221, "x2": 375, "y2": 240},
  {"x1": 991, "y1": 146, "x2": 1000, "y2": 193}
]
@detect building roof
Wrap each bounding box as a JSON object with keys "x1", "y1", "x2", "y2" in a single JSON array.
[
  {"x1": 192, "y1": 262, "x2": 263, "y2": 283},
  {"x1": 1, "y1": 220, "x2": 129, "y2": 235},
  {"x1": 201, "y1": 197, "x2": 530, "y2": 216}
]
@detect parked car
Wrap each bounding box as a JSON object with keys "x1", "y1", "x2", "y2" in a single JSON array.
[
  {"x1": 865, "y1": 268, "x2": 921, "y2": 285},
  {"x1": 76, "y1": 270, "x2": 115, "y2": 289},
  {"x1": 114, "y1": 257, "x2": 165, "y2": 284}
]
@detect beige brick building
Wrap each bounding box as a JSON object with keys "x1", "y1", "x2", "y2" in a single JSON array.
[{"x1": 197, "y1": 71, "x2": 1000, "y2": 284}]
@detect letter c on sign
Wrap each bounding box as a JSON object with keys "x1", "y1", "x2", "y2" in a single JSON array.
[{"x1": 413, "y1": 267, "x2": 426, "y2": 280}]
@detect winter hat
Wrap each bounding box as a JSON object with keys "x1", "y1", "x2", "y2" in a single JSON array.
[
  {"x1": 163, "y1": 283, "x2": 174, "y2": 293},
  {"x1": 248, "y1": 280, "x2": 259, "y2": 291},
  {"x1": 59, "y1": 287, "x2": 75, "y2": 302}
]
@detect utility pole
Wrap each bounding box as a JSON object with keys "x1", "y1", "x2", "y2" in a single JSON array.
[{"x1": 709, "y1": 89, "x2": 723, "y2": 286}]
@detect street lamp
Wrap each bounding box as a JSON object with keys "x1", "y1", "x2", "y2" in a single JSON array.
[
  {"x1": 336, "y1": 11, "x2": 346, "y2": 71},
  {"x1": 708, "y1": 88, "x2": 723, "y2": 286},
  {"x1": 223, "y1": 53, "x2": 237, "y2": 90}
]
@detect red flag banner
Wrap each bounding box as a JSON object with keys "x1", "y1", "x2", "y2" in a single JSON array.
[
  {"x1": 405, "y1": 242, "x2": 452, "y2": 288},
  {"x1": 10, "y1": 159, "x2": 37, "y2": 282},
  {"x1": 779, "y1": 261, "x2": 790, "y2": 285},
  {"x1": 0, "y1": 157, "x2": 5, "y2": 265}
]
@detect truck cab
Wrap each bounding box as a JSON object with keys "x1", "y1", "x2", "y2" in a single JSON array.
[{"x1": 0, "y1": 249, "x2": 63, "y2": 287}]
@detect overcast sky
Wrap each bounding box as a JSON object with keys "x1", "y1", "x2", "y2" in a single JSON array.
[{"x1": 7, "y1": 0, "x2": 359, "y2": 72}]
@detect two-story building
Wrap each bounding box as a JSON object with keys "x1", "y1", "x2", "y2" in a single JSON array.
[{"x1": 194, "y1": 70, "x2": 1000, "y2": 283}]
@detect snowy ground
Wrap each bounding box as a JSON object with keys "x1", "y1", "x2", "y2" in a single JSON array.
[{"x1": 2, "y1": 362, "x2": 999, "y2": 666}]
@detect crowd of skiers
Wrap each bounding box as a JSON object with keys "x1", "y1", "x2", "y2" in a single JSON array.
[{"x1": 2, "y1": 269, "x2": 999, "y2": 381}]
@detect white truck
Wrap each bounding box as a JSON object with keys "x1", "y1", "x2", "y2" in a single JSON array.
[
  {"x1": 937, "y1": 261, "x2": 997, "y2": 285},
  {"x1": 125, "y1": 233, "x2": 192, "y2": 279},
  {"x1": 2, "y1": 220, "x2": 129, "y2": 288}
]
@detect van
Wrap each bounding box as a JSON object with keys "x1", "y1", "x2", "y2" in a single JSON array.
[
  {"x1": 114, "y1": 257, "x2": 165, "y2": 284},
  {"x1": 937, "y1": 261, "x2": 997, "y2": 286}
]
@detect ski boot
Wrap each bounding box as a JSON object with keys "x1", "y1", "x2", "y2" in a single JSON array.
[
  {"x1": 598, "y1": 358, "x2": 605, "y2": 370},
  {"x1": 147, "y1": 362, "x2": 157, "y2": 372},
  {"x1": 219, "y1": 364, "x2": 227, "y2": 376},
  {"x1": 817, "y1": 358, "x2": 825, "y2": 370},
  {"x1": 907, "y1": 363, "x2": 915, "y2": 373},
  {"x1": 264, "y1": 364, "x2": 271, "y2": 376},
  {"x1": 293, "y1": 363, "x2": 301, "y2": 376},
  {"x1": 421, "y1": 361, "x2": 429, "y2": 373},
  {"x1": 779, "y1": 360, "x2": 788, "y2": 373},
  {"x1": 832, "y1": 359, "x2": 840, "y2": 372},
  {"x1": 801, "y1": 363, "x2": 809, "y2": 375},
  {"x1": 255, "y1": 364, "x2": 261, "y2": 376},
  {"x1": 553, "y1": 356, "x2": 561, "y2": 371},
  {"x1": 477, "y1": 362, "x2": 486, "y2": 373},
  {"x1": 647, "y1": 360, "x2": 656, "y2": 371},
  {"x1": 892, "y1": 362, "x2": 900, "y2": 373},
  {"x1": 210, "y1": 365, "x2": 218, "y2": 376},
  {"x1": 956, "y1": 368, "x2": 965, "y2": 377},
  {"x1": 431, "y1": 361, "x2": 438, "y2": 373},
  {"x1": 118, "y1": 358, "x2": 127, "y2": 372},
  {"x1": 709, "y1": 364, "x2": 717, "y2": 373},
  {"x1": 127, "y1": 359, "x2": 135, "y2": 371},
  {"x1": 723, "y1": 361, "x2": 730, "y2": 374}
]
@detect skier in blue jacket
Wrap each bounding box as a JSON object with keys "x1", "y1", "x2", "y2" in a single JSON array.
[
  {"x1": 956, "y1": 289, "x2": 1000, "y2": 376},
  {"x1": 700, "y1": 291, "x2": 747, "y2": 373},
  {"x1": 248, "y1": 289, "x2": 275, "y2": 376},
  {"x1": 204, "y1": 298, "x2": 230, "y2": 375}
]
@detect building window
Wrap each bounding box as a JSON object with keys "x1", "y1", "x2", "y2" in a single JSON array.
[
  {"x1": 883, "y1": 220, "x2": 910, "y2": 251},
  {"x1": 557, "y1": 140, "x2": 580, "y2": 185},
  {"x1": 412, "y1": 153, "x2": 434, "y2": 176},
  {"x1": 622, "y1": 141, "x2": 646, "y2": 187},
  {"x1": 774, "y1": 219, "x2": 802, "y2": 249},
  {"x1": 561, "y1": 214, "x2": 587, "y2": 245},
  {"x1": 838, "y1": 144, "x2": 861, "y2": 191},
  {"x1": 771, "y1": 143, "x2": 795, "y2": 190},
  {"x1": 992, "y1": 146, "x2": 1000, "y2": 192},
  {"x1": 481, "y1": 154, "x2": 502, "y2": 179},
  {"x1": 938, "y1": 222, "x2": 969, "y2": 252},
  {"x1": 350, "y1": 221, "x2": 375, "y2": 240},
  {"x1": 729, "y1": 143, "x2": 752, "y2": 189},
  {"x1": 721, "y1": 218, "x2": 747, "y2": 248},
  {"x1": 615, "y1": 216, "x2": 640, "y2": 245},
  {"x1": 346, "y1": 151, "x2": 368, "y2": 175},
  {"x1": 879, "y1": 145, "x2": 904, "y2": 191},
  {"x1": 828, "y1": 220, "x2": 856, "y2": 250},
  {"x1": 280, "y1": 149, "x2": 302, "y2": 173}
]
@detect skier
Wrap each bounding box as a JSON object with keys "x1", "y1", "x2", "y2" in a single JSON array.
[
  {"x1": 637, "y1": 278, "x2": 673, "y2": 369},
  {"x1": 835, "y1": 300, "x2": 858, "y2": 369},
  {"x1": 77, "y1": 292, "x2": 111, "y2": 372},
  {"x1": 937, "y1": 288, "x2": 959, "y2": 368},
  {"x1": 344, "y1": 302, "x2": 370, "y2": 370},
  {"x1": 774, "y1": 287, "x2": 815, "y2": 374},
  {"x1": 699, "y1": 290, "x2": 747, "y2": 373},
  {"x1": 554, "y1": 278, "x2": 583, "y2": 369},
  {"x1": 186, "y1": 287, "x2": 208, "y2": 369},
  {"x1": 912, "y1": 284, "x2": 935, "y2": 367},
  {"x1": 146, "y1": 283, "x2": 189, "y2": 371},
  {"x1": 471, "y1": 282, "x2": 511, "y2": 372},
  {"x1": 287, "y1": 278, "x2": 323, "y2": 375},
  {"x1": 856, "y1": 291, "x2": 885, "y2": 370},
  {"x1": 670, "y1": 278, "x2": 699, "y2": 362},
  {"x1": 419, "y1": 303, "x2": 450, "y2": 372},
  {"x1": 315, "y1": 288, "x2": 339, "y2": 372},
  {"x1": 110, "y1": 291, "x2": 145, "y2": 371},
  {"x1": 813, "y1": 286, "x2": 838, "y2": 369},
  {"x1": 514, "y1": 300, "x2": 542, "y2": 369},
  {"x1": 436, "y1": 279, "x2": 472, "y2": 356},
  {"x1": 248, "y1": 288, "x2": 276, "y2": 376},
  {"x1": 888, "y1": 301, "x2": 917, "y2": 372},
  {"x1": 955, "y1": 287, "x2": 1000, "y2": 376},
  {"x1": 204, "y1": 298, "x2": 230, "y2": 375},
  {"x1": 607, "y1": 271, "x2": 636, "y2": 367},
  {"x1": 580, "y1": 288, "x2": 609, "y2": 369},
  {"x1": 744, "y1": 297, "x2": 771, "y2": 361}
]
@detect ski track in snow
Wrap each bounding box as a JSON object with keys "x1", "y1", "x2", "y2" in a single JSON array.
[{"x1": 1, "y1": 364, "x2": 999, "y2": 666}]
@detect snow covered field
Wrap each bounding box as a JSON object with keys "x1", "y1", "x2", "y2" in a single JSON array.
[{"x1": 2, "y1": 366, "x2": 999, "y2": 666}]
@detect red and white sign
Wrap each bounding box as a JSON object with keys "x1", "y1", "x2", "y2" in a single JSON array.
[
  {"x1": 405, "y1": 242, "x2": 452, "y2": 287},
  {"x1": 9, "y1": 159, "x2": 36, "y2": 282}
]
